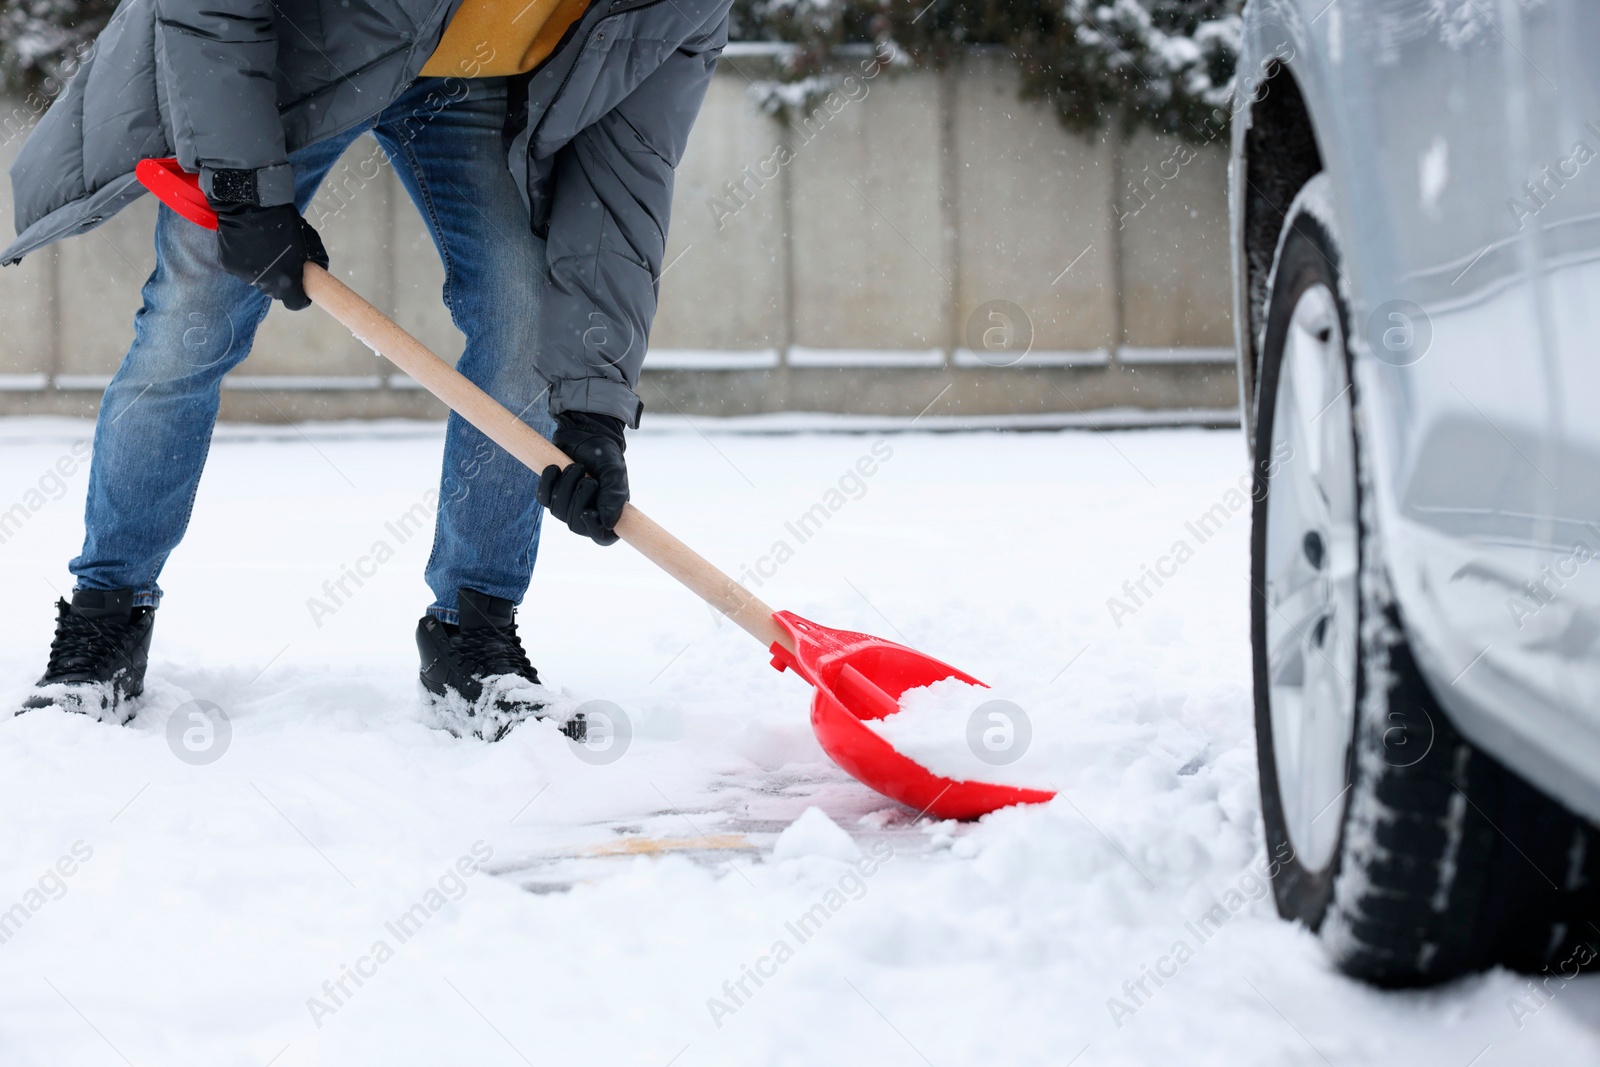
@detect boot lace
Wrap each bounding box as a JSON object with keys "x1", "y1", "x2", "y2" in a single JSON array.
[
  {"x1": 44, "y1": 601, "x2": 141, "y2": 679},
  {"x1": 455, "y1": 621, "x2": 539, "y2": 682}
]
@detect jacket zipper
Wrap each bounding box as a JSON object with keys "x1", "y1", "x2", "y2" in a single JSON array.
[{"x1": 606, "y1": 0, "x2": 675, "y2": 15}]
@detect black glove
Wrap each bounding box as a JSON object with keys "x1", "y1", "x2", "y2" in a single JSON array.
[
  {"x1": 214, "y1": 203, "x2": 329, "y2": 311},
  {"x1": 537, "y1": 411, "x2": 629, "y2": 546}
]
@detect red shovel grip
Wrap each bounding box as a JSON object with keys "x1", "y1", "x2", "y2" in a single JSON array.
[{"x1": 135, "y1": 158, "x2": 219, "y2": 230}]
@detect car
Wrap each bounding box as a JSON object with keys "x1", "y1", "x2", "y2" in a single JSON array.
[{"x1": 1230, "y1": 0, "x2": 1600, "y2": 985}]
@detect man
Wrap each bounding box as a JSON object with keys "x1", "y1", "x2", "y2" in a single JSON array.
[{"x1": 3, "y1": 0, "x2": 729, "y2": 739}]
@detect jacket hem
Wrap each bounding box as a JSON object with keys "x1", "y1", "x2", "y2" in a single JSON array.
[{"x1": 1, "y1": 172, "x2": 146, "y2": 266}]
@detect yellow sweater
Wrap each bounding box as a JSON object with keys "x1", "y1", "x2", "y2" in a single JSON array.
[{"x1": 420, "y1": 0, "x2": 594, "y2": 78}]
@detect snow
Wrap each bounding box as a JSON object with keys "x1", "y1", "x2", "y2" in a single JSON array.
[
  {"x1": 2, "y1": 417, "x2": 1598, "y2": 1065},
  {"x1": 867, "y1": 678, "x2": 1057, "y2": 791},
  {"x1": 770, "y1": 807, "x2": 859, "y2": 863},
  {"x1": 416, "y1": 672, "x2": 578, "y2": 742}
]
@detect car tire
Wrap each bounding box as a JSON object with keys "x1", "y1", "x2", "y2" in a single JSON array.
[{"x1": 1251, "y1": 174, "x2": 1600, "y2": 986}]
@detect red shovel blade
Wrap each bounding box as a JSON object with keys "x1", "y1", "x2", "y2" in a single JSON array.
[
  {"x1": 768, "y1": 611, "x2": 1054, "y2": 821},
  {"x1": 135, "y1": 158, "x2": 219, "y2": 230}
]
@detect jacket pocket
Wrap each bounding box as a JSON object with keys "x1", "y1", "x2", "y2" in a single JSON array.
[{"x1": 533, "y1": 11, "x2": 688, "y2": 158}]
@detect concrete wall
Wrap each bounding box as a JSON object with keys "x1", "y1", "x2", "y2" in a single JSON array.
[{"x1": 0, "y1": 49, "x2": 1237, "y2": 422}]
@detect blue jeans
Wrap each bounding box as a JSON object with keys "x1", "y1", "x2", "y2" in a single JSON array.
[{"x1": 71, "y1": 78, "x2": 553, "y2": 624}]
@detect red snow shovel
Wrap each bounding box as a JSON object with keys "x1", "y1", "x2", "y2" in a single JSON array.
[{"x1": 137, "y1": 158, "x2": 1053, "y2": 820}]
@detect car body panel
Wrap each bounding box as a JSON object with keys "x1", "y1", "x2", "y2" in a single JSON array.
[{"x1": 1233, "y1": 0, "x2": 1600, "y2": 822}]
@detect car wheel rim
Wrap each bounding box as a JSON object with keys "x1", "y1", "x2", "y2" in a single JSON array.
[{"x1": 1265, "y1": 281, "x2": 1360, "y2": 874}]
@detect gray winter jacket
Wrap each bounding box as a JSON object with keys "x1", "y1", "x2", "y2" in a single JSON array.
[{"x1": 2, "y1": 0, "x2": 732, "y2": 426}]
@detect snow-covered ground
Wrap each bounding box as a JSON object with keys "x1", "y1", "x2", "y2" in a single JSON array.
[{"x1": 1, "y1": 417, "x2": 1596, "y2": 1066}]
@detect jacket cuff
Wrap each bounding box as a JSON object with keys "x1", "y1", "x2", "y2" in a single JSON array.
[
  {"x1": 548, "y1": 377, "x2": 644, "y2": 429},
  {"x1": 200, "y1": 164, "x2": 296, "y2": 209}
]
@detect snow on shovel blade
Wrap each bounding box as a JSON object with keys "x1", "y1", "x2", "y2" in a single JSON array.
[{"x1": 768, "y1": 611, "x2": 1055, "y2": 821}]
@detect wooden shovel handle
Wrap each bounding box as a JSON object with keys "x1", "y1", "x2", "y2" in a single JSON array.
[{"x1": 302, "y1": 264, "x2": 792, "y2": 653}]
